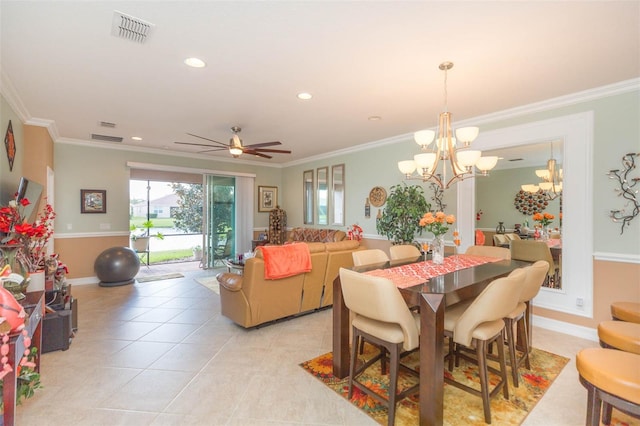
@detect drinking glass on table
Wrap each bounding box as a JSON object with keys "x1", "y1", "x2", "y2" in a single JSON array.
[
  {"x1": 421, "y1": 240, "x2": 430, "y2": 263},
  {"x1": 453, "y1": 229, "x2": 461, "y2": 267}
]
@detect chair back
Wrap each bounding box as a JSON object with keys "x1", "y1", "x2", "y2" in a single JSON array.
[
  {"x1": 510, "y1": 240, "x2": 555, "y2": 276},
  {"x1": 493, "y1": 234, "x2": 509, "y2": 247},
  {"x1": 504, "y1": 233, "x2": 521, "y2": 241},
  {"x1": 549, "y1": 232, "x2": 561, "y2": 239},
  {"x1": 453, "y1": 269, "x2": 526, "y2": 346},
  {"x1": 352, "y1": 249, "x2": 389, "y2": 266},
  {"x1": 339, "y1": 268, "x2": 419, "y2": 350},
  {"x1": 389, "y1": 244, "x2": 421, "y2": 260},
  {"x1": 464, "y1": 245, "x2": 511, "y2": 260},
  {"x1": 475, "y1": 230, "x2": 486, "y2": 245},
  {"x1": 519, "y1": 260, "x2": 550, "y2": 302}
]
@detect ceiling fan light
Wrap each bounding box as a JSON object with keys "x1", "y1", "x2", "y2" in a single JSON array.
[
  {"x1": 398, "y1": 160, "x2": 417, "y2": 175},
  {"x1": 455, "y1": 127, "x2": 479, "y2": 145},
  {"x1": 414, "y1": 130, "x2": 435, "y2": 148},
  {"x1": 229, "y1": 147, "x2": 243, "y2": 156}
]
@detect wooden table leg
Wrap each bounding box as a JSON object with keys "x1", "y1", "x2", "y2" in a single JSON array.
[
  {"x1": 332, "y1": 274, "x2": 350, "y2": 378},
  {"x1": 419, "y1": 293, "x2": 445, "y2": 426}
]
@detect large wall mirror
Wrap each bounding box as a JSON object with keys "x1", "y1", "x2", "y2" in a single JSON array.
[
  {"x1": 331, "y1": 164, "x2": 345, "y2": 226},
  {"x1": 317, "y1": 167, "x2": 328, "y2": 225},
  {"x1": 303, "y1": 170, "x2": 314, "y2": 224}
]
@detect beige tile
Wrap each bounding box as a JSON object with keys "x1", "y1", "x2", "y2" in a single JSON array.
[
  {"x1": 100, "y1": 369, "x2": 196, "y2": 412},
  {"x1": 17, "y1": 265, "x2": 607, "y2": 426}
]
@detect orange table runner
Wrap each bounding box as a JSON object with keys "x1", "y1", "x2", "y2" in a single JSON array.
[{"x1": 364, "y1": 254, "x2": 501, "y2": 289}]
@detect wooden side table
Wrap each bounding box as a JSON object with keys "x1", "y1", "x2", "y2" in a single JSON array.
[
  {"x1": 2, "y1": 291, "x2": 44, "y2": 426},
  {"x1": 222, "y1": 259, "x2": 244, "y2": 275}
]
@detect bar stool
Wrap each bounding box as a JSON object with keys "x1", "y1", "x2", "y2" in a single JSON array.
[
  {"x1": 597, "y1": 320, "x2": 640, "y2": 355},
  {"x1": 576, "y1": 348, "x2": 640, "y2": 426},
  {"x1": 611, "y1": 302, "x2": 640, "y2": 323}
]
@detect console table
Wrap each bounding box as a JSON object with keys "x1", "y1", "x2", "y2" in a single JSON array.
[{"x1": 2, "y1": 291, "x2": 44, "y2": 426}]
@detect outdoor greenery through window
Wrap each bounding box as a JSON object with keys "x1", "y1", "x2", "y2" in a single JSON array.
[{"x1": 129, "y1": 180, "x2": 204, "y2": 264}]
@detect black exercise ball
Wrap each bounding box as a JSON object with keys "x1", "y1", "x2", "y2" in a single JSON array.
[{"x1": 94, "y1": 246, "x2": 140, "y2": 287}]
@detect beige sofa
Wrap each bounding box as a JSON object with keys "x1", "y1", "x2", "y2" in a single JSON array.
[{"x1": 217, "y1": 239, "x2": 360, "y2": 328}]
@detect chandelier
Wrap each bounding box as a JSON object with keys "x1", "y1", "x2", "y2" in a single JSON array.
[
  {"x1": 521, "y1": 141, "x2": 563, "y2": 200},
  {"x1": 398, "y1": 61, "x2": 498, "y2": 189}
]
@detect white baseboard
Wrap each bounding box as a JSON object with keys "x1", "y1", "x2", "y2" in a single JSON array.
[
  {"x1": 532, "y1": 314, "x2": 598, "y2": 342},
  {"x1": 67, "y1": 277, "x2": 99, "y2": 286}
]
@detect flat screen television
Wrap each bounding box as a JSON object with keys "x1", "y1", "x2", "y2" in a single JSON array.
[{"x1": 16, "y1": 177, "x2": 44, "y2": 222}]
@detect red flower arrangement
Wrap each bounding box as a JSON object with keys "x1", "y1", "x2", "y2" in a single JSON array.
[{"x1": 0, "y1": 197, "x2": 55, "y2": 273}]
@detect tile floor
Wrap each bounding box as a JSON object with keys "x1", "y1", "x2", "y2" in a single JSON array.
[{"x1": 16, "y1": 262, "x2": 602, "y2": 425}]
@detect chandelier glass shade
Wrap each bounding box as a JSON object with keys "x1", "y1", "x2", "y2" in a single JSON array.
[
  {"x1": 521, "y1": 142, "x2": 563, "y2": 200},
  {"x1": 398, "y1": 62, "x2": 497, "y2": 189}
]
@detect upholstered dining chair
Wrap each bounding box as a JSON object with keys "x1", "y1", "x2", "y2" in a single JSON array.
[
  {"x1": 443, "y1": 269, "x2": 526, "y2": 424},
  {"x1": 503, "y1": 260, "x2": 549, "y2": 387},
  {"x1": 510, "y1": 240, "x2": 558, "y2": 288},
  {"x1": 389, "y1": 244, "x2": 421, "y2": 260},
  {"x1": 464, "y1": 245, "x2": 511, "y2": 260},
  {"x1": 339, "y1": 268, "x2": 420, "y2": 426},
  {"x1": 352, "y1": 249, "x2": 390, "y2": 266},
  {"x1": 504, "y1": 233, "x2": 521, "y2": 241},
  {"x1": 493, "y1": 234, "x2": 509, "y2": 247}
]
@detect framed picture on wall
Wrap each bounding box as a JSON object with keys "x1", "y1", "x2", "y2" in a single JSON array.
[
  {"x1": 258, "y1": 186, "x2": 277, "y2": 212},
  {"x1": 4, "y1": 120, "x2": 15, "y2": 171},
  {"x1": 81, "y1": 189, "x2": 107, "y2": 213}
]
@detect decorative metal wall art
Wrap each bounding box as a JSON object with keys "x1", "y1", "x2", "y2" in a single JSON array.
[
  {"x1": 608, "y1": 152, "x2": 640, "y2": 234},
  {"x1": 429, "y1": 182, "x2": 447, "y2": 212},
  {"x1": 514, "y1": 189, "x2": 549, "y2": 215}
]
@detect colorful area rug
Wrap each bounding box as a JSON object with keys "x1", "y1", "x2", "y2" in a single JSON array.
[
  {"x1": 301, "y1": 345, "x2": 569, "y2": 425},
  {"x1": 135, "y1": 272, "x2": 183, "y2": 283},
  {"x1": 195, "y1": 276, "x2": 219, "y2": 294}
]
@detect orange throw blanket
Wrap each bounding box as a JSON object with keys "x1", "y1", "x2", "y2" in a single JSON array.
[{"x1": 258, "y1": 243, "x2": 312, "y2": 280}]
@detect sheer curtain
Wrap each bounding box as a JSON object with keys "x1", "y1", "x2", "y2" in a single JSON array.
[{"x1": 234, "y1": 175, "x2": 254, "y2": 255}]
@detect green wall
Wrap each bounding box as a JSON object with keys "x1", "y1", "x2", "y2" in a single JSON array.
[
  {"x1": 53, "y1": 143, "x2": 282, "y2": 235},
  {"x1": 2, "y1": 86, "x2": 639, "y2": 256}
]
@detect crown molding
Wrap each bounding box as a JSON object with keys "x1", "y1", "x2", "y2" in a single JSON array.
[
  {"x1": 3, "y1": 74, "x2": 638, "y2": 166},
  {"x1": 55, "y1": 137, "x2": 283, "y2": 169}
]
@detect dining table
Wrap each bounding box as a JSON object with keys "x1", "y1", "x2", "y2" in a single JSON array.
[{"x1": 332, "y1": 254, "x2": 529, "y2": 426}]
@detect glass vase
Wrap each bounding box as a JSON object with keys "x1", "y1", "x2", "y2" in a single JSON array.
[
  {"x1": 0, "y1": 244, "x2": 30, "y2": 300},
  {"x1": 432, "y1": 235, "x2": 445, "y2": 265}
]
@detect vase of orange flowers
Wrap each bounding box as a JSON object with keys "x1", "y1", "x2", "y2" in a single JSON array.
[
  {"x1": 419, "y1": 211, "x2": 455, "y2": 264},
  {"x1": 533, "y1": 212, "x2": 554, "y2": 241}
]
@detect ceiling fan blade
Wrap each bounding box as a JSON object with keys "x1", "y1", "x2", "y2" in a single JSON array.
[
  {"x1": 175, "y1": 141, "x2": 223, "y2": 148},
  {"x1": 243, "y1": 141, "x2": 282, "y2": 149},
  {"x1": 186, "y1": 133, "x2": 227, "y2": 146},
  {"x1": 254, "y1": 148, "x2": 292, "y2": 154},
  {"x1": 243, "y1": 149, "x2": 272, "y2": 159},
  {"x1": 197, "y1": 147, "x2": 228, "y2": 153}
]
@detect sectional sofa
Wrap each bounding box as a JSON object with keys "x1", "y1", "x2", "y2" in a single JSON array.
[{"x1": 217, "y1": 228, "x2": 360, "y2": 328}]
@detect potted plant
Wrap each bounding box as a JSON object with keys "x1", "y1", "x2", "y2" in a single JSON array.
[
  {"x1": 130, "y1": 220, "x2": 164, "y2": 252},
  {"x1": 376, "y1": 183, "x2": 431, "y2": 245},
  {"x1": 192, "y1": 245, "x2": 203, "y2": 261}
]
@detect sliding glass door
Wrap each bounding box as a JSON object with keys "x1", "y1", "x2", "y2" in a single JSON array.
[{"x1": 203, "y1": 175, "x2": 235, "y2": 269}]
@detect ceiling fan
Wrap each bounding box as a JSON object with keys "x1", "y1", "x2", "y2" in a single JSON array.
[{"x1": 175, "y1": 126, "x2": 291, "y2": 159}]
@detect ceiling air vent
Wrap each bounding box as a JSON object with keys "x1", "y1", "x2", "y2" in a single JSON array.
[
  {"x1": 91, "y1": 134, "x2": 123, "y2": 143},
  {"x1": 99, "y1": 121, "x2": 116, "y2": 128},
  {"x1": 509, "y1": 158, "x2": 524, "y2": 162},
  {"x1": 111, "y1": 11, "x2": 154, "y2": 44}
]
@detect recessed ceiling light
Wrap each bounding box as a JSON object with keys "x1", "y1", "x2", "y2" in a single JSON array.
[
  {"x1": 131, "y1": 136, "x2": 142, "y2": 141},
  {"x1": 297, "y1": 92, "x2": 312, "y2": 100},
  {"x1": 368, "y1": 116, "x2": 382, "y2": 121},
  {"x1": 184, "y1": 57, "x2": 206, "y2": 68}
]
